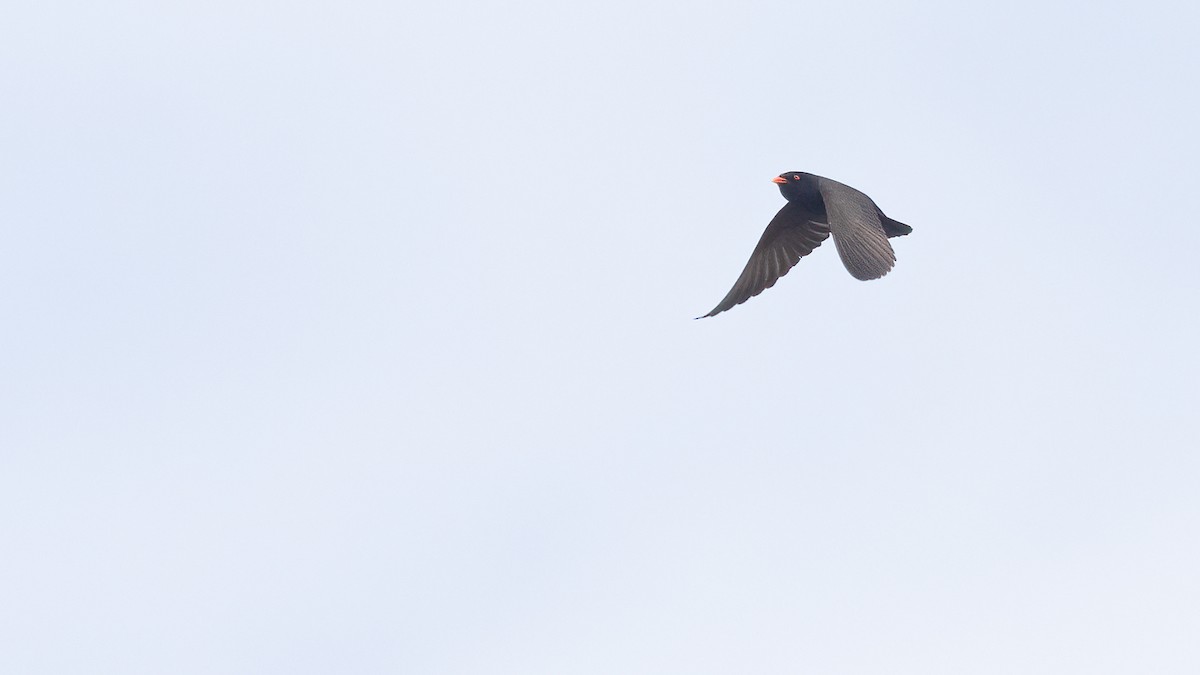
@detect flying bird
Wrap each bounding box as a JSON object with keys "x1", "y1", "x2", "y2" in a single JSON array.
[{"x1": 698, "y1": 171, "x2": 913, "y2": 318}]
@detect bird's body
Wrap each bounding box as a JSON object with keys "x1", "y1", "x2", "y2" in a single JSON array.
[{"x1": 698, "y1": 171, "x2": 912, "y2": 318}]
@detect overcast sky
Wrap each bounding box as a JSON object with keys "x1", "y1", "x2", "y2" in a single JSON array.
[{"x1": 3, "y1": 1, "x2": 1199, "y2": 673}]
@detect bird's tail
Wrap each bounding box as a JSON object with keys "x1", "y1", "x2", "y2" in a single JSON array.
[{"x1": 882, "y1": 217, "x2": 912, "y2": 238}]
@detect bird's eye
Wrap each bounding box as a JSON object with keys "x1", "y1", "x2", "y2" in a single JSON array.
[{"x1": 792, "y1": 175, "x2": 800, "y2": 180}]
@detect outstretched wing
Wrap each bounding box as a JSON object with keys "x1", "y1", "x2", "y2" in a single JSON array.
[
  {"x1": 814, "y1": 176, "x2": 896, "y2": 281},
  {"x1": 699, "y1": 200, "x2": 830, "y2": 318}
]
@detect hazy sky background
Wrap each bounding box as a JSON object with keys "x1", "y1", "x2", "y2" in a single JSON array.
[{"x1": 3, "y1": 1, "x2": 1199, "y2": 673}]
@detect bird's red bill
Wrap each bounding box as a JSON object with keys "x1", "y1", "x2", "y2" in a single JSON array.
[{"x1": 771, "y1": 177, "x2": 787, "y2": 184}]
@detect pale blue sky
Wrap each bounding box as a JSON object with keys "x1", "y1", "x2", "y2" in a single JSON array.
[{"x1": 2, "y1": 1, "x2": 1199, "y2": 673}]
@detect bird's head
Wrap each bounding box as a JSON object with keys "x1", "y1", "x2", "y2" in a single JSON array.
[{"x1": 772, "y1": 171, "x2": 812, "y2": 200}]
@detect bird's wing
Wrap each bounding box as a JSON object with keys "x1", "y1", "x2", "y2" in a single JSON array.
[
  {"x1": 699, "y1": 200, "x2": 830, "y2": 318},
  {"x1": 815, "y1": 176, "x2": 896, "y2": 281}
]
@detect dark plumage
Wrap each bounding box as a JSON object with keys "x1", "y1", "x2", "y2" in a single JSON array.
[{"x1": 698, "y1": 171, "x2": 913, "y2": 318}]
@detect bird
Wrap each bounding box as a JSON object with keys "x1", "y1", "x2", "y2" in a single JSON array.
[{"x1": 698, "y1": 171, "x2": 913, "y2": 318}]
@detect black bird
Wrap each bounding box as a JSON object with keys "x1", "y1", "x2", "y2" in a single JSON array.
[{"x1": 699, "y1": 171, "x2": 913, "y2": 318}]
